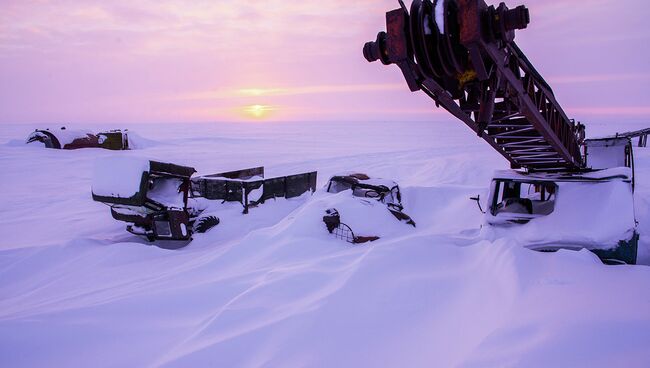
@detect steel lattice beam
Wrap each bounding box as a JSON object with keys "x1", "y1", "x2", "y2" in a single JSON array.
[{"x1": 363, "y1": 0, "x2": 586, "y2": 172}]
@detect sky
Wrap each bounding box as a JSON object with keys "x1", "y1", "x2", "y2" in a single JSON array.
[{"x1": 1, "y1": 0, "x2": 649, "y2": 124}]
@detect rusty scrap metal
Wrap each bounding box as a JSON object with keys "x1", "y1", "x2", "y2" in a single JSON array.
[{"x1": 364, "y1": 0, "x2": 585, "y2": 172}]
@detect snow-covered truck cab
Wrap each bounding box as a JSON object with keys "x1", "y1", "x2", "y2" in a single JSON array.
[
  {"x1": 92, "y1": 158, "x2": 197, "y2": 243},
  {"x1": 484, "y1": 136, "x2": 638, "y2": 264},
  {"x1": 362, "y1": 0, "x2": 643, "y2": 265}
]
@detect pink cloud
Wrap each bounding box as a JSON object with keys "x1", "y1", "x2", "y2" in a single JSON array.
[{"x1": 1, "y1": 0, "x2": 648, "y2": 123}]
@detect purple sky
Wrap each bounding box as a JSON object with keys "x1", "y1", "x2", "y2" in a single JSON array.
[{"x1": 1, "y1": 0, "x2": 649, "y2": 124}]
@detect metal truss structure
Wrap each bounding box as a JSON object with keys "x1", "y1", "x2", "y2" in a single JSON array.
[{"x1": 364, "y1": 0, "x2": 586, "y2": 171}]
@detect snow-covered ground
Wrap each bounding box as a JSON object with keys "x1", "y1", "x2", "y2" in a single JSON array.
[{"x1": 1, "y1": 121, "x2": 649, "y2": 367}]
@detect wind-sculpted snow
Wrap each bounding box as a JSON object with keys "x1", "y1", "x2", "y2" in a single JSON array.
[
  {"x1": 0, "y1": 122, "x2": 649, "y2": 367},
  {"x1": 92, "y1": 156, "x2": 150, "y2": 198},
  {"x1": 126, "y1": 131, "x2": 164, "y2": 149}
]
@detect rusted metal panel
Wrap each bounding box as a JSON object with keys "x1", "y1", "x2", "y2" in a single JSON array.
[
  {"x1": 386, "y1": 9, "x2": 409, "y2": 62},
  {"x1": 458, "y1": 0, "x2": 483, "y2": 45}
]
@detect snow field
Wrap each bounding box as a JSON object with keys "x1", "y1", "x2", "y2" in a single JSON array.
[{"x1": 1, "y1": 121, "x2": 649, "y2": 367}]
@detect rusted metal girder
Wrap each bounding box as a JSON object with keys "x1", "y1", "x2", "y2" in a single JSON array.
[
  {"x1": 602, "y1": 127, "x2": 650, "y2": 147},
  {"x1": 363, "y1": 0, "x2": 585, "y2": 171}
]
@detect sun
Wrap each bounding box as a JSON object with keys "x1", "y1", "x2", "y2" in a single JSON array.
[{"x1": 244, "y1": 104, "x2": 272, "y2": 119}]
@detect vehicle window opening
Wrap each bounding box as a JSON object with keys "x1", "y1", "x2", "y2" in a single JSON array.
[{"x1": 491, "y1": 180, "x2": 557, "y2": 217}]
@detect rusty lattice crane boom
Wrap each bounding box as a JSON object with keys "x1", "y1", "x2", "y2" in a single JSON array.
[{"x1": 364, "y1": 0, "x2": 585, "y2": 171}]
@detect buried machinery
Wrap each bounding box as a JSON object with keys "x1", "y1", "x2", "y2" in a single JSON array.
[
  {"x1": 27, "y1": 127, "x2": 130, "y2": 150},
  {"x1": 323, "y1": 173, "x2": 416, "y2": 243},
  {"x1": 92, "y1": 157, "x2": 316, "y2": 246},
  {"x1": 364, "y1": 0, "x2": 640, "y2": 264}
]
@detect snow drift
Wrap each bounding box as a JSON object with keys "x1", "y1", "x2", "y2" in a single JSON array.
[{"x1": 0, "y1": 121, "x2": 649, "y2": 367}]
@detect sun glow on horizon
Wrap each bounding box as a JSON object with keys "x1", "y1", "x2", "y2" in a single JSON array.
[{"x1": 243, "y1": 104, "x2": 274, "y2": 119}]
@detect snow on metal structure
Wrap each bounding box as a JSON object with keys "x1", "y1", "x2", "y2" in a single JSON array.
[
  {"x1": 192, "y1": 166, "x2": 317, "y2": 214},
  {"x1": 483, "y1": 168, "x2": 638, "y2": 264},
  {"x1": 322, "y1": 173, "x2": 416, "y2": 244},
  {"x1": 92, "y1": 158, "x2": 196, "y2": 244},
  {"x1": 363, "y1": 0, "x2": 641, "y2": 263},
  {"x1": 27, "y1": 127, "x2": 130, "y2": 150},
  {"x1": 92, "y1": 157, "x2": 317, "y2": 246}
]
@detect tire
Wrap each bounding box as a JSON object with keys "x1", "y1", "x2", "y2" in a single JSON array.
[{"x1": 194, "y1": 215, "x2": 220, "y2": 234}]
